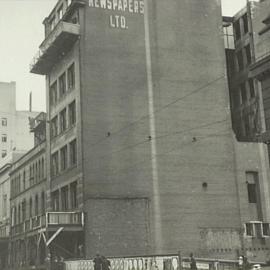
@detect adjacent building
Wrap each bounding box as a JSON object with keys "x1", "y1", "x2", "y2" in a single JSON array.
[
  {"x1": 9, "y1": 112, "x2": 47, "y2": 269},
  {"x1": 0, "y1": 81, "x2": 40, "y2": 160},
  {"x1": 223, "y1": 2, "x2": 262, "y2": 142},
  {"x1": 0, "y1": 151, "x2": 27, "y2": 269}
]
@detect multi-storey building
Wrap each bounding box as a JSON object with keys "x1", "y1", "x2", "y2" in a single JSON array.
[
  {"x1": 0, "y1": 151, "x2": 26, "y2": 269},
  {"x1": 223, "y1": 2, "x2": 261, "y2": 142},
  {"x1": 9, "y1": 112, "x2": 48, "y2": 269},
  {"x1": 0, "y1": 81, "x2": 40, "y2": 160},
  {"x1": 250, "y1": 0, "x2": 270, "y2": 144},
  {"x1": 29, "y1": 0, "x2": 270, "y2": 263}
]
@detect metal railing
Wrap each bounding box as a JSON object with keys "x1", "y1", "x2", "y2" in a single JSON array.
[
  {"x1": 30, "y1": 21, "x2": 80, "y2": 71},
  {"x1": 65, "y1": 255, "x2": 264, "y2": 270},
  {"x1": 47, "y1": 212, "x2": 84, "y2": 225},
  {"x1": 10, "y1": 211, "x2": 84, "y2": 236}
]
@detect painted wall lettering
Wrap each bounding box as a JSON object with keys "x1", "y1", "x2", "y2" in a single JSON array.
[{"x1": 89, "y1": 0, "x2": 144, "y2": 30}]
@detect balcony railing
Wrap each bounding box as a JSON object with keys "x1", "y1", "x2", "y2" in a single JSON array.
[
  {"x1": 47, "y1": 212, "x2": 84, "y2": 226},
  {"x1": 11, "y1": 212, "x2": 84, "y2": 236},
  {"x1": 30, "y1": 21, "x2": 80, "y2": 75},
  {"x1": 0, "y1": 223, "x2": 9, "y2": 238}
]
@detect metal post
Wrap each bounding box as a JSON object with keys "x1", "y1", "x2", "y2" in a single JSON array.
[{"x1": 178, "y1": 251, "x2": 182, "y2": 270}]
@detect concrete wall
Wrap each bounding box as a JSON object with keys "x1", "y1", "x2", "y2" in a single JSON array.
[
  {"x1": 0, "y1": 82, "x2": 37, "y2": 160},
  {"x1": 79, "y1": 0, "x2": 244, "y2": 258},
  {"x1": 14, "y1": 111, "x2": 39, "y2": 152},
  {"x1": 0, "y1": 82, "x2": 16, "y2": 159}
]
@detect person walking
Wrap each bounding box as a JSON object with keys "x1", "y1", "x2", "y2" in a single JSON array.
[
  {"x1": 94, "y1": 254, "x2": 103, "y2": 270},
  {"x1": 190, "y1": 253, "x2": 197, "y2": 270}
]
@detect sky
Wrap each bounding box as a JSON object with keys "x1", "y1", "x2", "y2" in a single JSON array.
[{"x1": 0, "y1": 0, "x2": 247, "y2": 112}]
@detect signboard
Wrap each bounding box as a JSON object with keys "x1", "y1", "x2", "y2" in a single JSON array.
[
  {"x1": 88, "y1": 0, "x2": 144, "y2": 29},
  {"x1": 182, "y1": 262, "x2": 210, "y2": 270}
]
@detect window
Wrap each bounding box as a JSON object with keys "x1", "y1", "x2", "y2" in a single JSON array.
[
  {"x1": 246, "y1": 171, "x2": 259, "y2": 203},
  {"x1": 255, "y1": 222, "x2": 262, "y2": 237},
  {"x1": 18, "y1": 204, "x2": 21, "y2": 223},
  {"x1": 41, "y1": 192, "x2": 45, "y2": 214},
  {"x1": 35, "y1": 194, "x2": 39, "y2": 216},
  {"x1": 1, "y1": 150, "x2": 7, "y2": 158},
  {"x1": 69, "y1": 100, "x2": 76, "y2": 126},
  {"x1": 243, "y1": 14, "x2": 249, "y2": 34},
  {"x1": 23, "y1": 170, "x2": 26, "y2": 190},
  {"x1": 59, "y1": 72, "x2": 66, "y2": 97},
  {"x1": 60, "y1": 108, "x2": 67, "y2": 132},
  {"x1": 263, "y1": 223, "x2": 270, "y2": 237},
  {"x1": 68, "y1": 63, "x2": 75, "y2": 90},
  {"x1": 247, "y1": 183, "x2": 257, "y2": 203},
  {"x1": 70, "y1": 139, "x2": 77, "y2": 166},
  {"x1": 237, "y1": 51, "x2": 244, "y2": 71},
  {"x1": 60, "y1": 145, "x2": 68, "y2": 171},
  {"x1": 249, "y1": 79, "x2": 255, "y2": 98},
  {"x1": 29, "y1": 198, "x2": 33, "y2": 217},
  {"x1": 245, "y1": 44, "x2": 252, "y2": 65},
  {"x1": 52, "y1": 190, "x2": 59, "y2": 211},
  {"x1": 50, "y1": 81, "x2": 58, "y2": 106},
  {"x1": 51, "y1": 152, "x2": 59, "y2": 176},
  {"x1": 70, "y1": 181, "x2": 78, "y2": 209},
  {"x1": 41, "y1": 158, "x2": 45, "y2": 179},
  {"x1": 50, "y1": 16, "x2": 56, "y2": 31},
  {"x1": 58, "y1": 5, "x2": 63, "y2": 20},
  {"x1": 244, "y1": 117, "x2": 250, "y2": 137},
  {"x1": 38, "y1": 160, "x2": 41, "y2": 181},
  {"x1": 3, "y1": 194, "x2": 7, "y2": 217},
  {"x1": 1, "y1": 118, "x2": 7, "y2": 126},
  {"x1": 30, "y1": 165, "x2": 34, "y2": 186},
  {"x1": 61, "y1": 186, "x2": 69, "y2": 210},
  {"x1": 234, "y1": 19, "x2": 241, "y2": 40},
  {"x1": 35, "y1": 162, "x2": 38, "y2": 183},
  {"x1": 2, "y1": 134, "x2": 7, "y2": 142},
  {"x1": 22, "y1": 200, "x2": 26, "y2": 221},
  {"x1": 240, "y1": 83, "x2": 247, "y2": 103},
  {"x1": 51, "y1": 115, "x2": 58, "y2": 138}
]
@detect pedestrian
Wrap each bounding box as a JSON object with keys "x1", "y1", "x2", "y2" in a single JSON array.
[
  {"x1": 190, "y1": 253, "x2": 197, "y2": 270},
  {"x1": 101, "y1": 255, "x2": 111, "y2": 270},
  {"x1": 243, "y1": 256, "x2": 251, "y2": 270},
  {"x1": 94, "y1": 254, "x2": 103, "y2": 270},
  {"x1": 238, "y1": 256, "x2": 244, "y2": 270}
]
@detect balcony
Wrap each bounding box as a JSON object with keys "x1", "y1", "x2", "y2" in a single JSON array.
[
  {"x1": 47, "y1": 212, "x2": 84, "y2": 227},
  {"x1": 11, "y1": 212, "x2": 84, "y2": 236},
  {"x1": 30, "y1": 21, "x2": 80, "y2": 75}
]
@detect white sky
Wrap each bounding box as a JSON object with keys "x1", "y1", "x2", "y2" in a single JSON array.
[{"x1": 0, "y1": 0, "x2": 246, "y2": 112}]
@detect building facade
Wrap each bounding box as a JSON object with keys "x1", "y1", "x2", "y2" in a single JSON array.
[
  {"x1": 0, "y1": 151, "x2": 26, "y2": 269},
  {"x1": 223, "y1": 2, "x2": 261, "y2": 142},
  {"x1": 9, "y1": 113, "x2": 48, "y2": 269},
  {"x1": 29, "y1": 0, "x2": 270, "y2": 263},
  {"x1": 0, "y1": 81, "x2": 40, "y2": 160}
]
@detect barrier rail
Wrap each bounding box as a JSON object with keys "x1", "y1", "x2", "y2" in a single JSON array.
[{"x1": 65, "y1": 255, "x2": 264, "y2": 270}]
